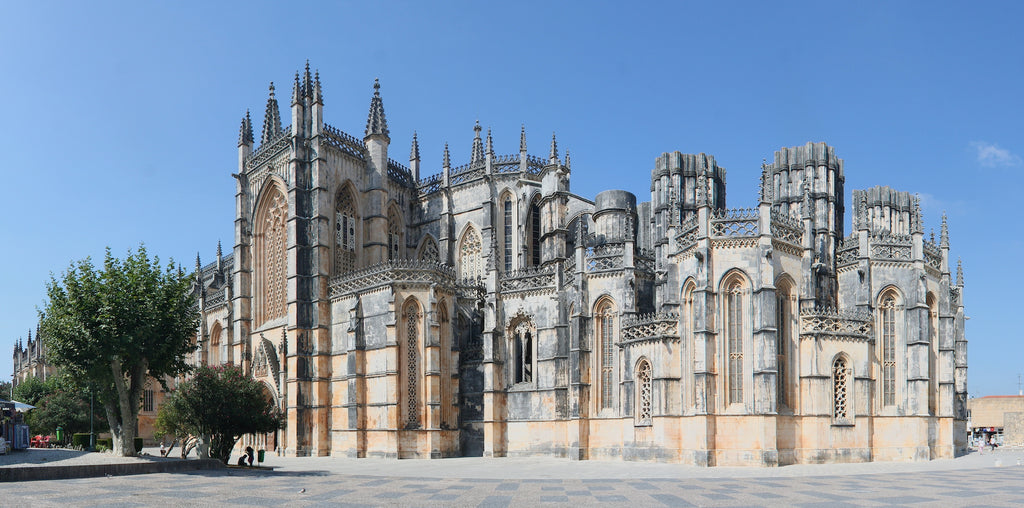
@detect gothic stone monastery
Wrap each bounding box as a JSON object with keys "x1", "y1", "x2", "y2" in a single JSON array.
[{"x1": 182, "y1": 64, "x2": 970, "y2": 466}]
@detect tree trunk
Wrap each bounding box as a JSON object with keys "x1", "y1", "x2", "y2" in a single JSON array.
[{"x1": 109, "y1": 358, "x2": 146, "y2": 457}]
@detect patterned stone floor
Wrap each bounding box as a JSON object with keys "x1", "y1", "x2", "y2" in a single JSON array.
[{"x1": 4, "y1": 450, "x2": 1024, "y2": 507}]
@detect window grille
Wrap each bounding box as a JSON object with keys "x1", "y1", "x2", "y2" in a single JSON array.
[
  {"x1": 388, "y1": 209, "x2": 402, "y2": 261},
  {"x1": 335, "y1": 190, "x2": 357, "y2": 274},
  {"x1": 459, "y1": 228, "x2": 483, "y2": 282},
  {"x1": 143, "y1": 389, "x2": 154, "y2": 413},
  {"x1": 881, "y1": 295, "x2": 897, "y2": 406},
  {"x1": 258, "y1": 190, "x2": 287, "y2": 325},
  {"x1": 833, "y1": 356, "x2": 850, "y2": 420},
  {"x1": 776, "y1": 289, "x2": 789, "y2": 408},
  {"x1": 529, "y1": 201, "x2": 541, "y2": 266},
  {"x1": 599, "y1": 303, "x2": 615, "y2": 409},
  {"x1": 419, "y1": 238, "x2": 439, "y2": 262},
  {"x1": 405, "y1": 303, "x2": 420, "y2": 428},
  {"x1": 727, "y1": 281, "x2": 743, "y2": 404},
  {"x1": 513, "y1": 322, "x2": 533, "y2": 384},
  {"x1": 503, "y1": 198, "x2": 513, "y2": 272},
  {"x1": 636, "y1": 359, "x2": 652, "y2": 425}
]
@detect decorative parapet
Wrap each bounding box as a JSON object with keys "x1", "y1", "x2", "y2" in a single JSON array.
[
  {"x1": 635, "y1": 248, "x2": 656, "y2": 273},
  {"x1": 321, "y1": 124, "x2": 367, "y2": 161},
  {"x1": 246, "y1": 126, "x2": 292, "y2": 170},
  {"x1": 770, "y1": 209, "x2": 803, "y2": 246},
  {"x1": 562, "y1": 256, "x2": 576, "y2": 285},
  {"x1": 923, "y1": 239, "x2": 941, "y2": 270},
  {"x1": 499, "y1": 265, "x2": 556, "y2": 294},
  {"x1": 621, "y1": 312, "x2": 679, "y2": 343},
  {"x1": 387, "y1": 159, "x2": 415, "y2": 188},
  {"x1": 869, "y1": 229, "x2": 912, "y2": 261},
  {"x1": 418, "y1": 173, "x2": 443, "y2": 195},
  {"x1": 329, "y1": 259, "x2": 457, "y2": 299},
  {"x1": 800, "y1": 307, "x2": 872, "y2": 341},
  {"x1": 586, "y1": 243, "x2": 625, "y2": 272},
  {"x1": 837, "y1": 235, "x2": 860, "y2": 266},
  {"x1": 675, "y1": 215, "x2": 700, "y2": 251},
  {"x1": 710, "y1": 207, "x2": 759, "y2": 237},
  {"x1": 205, "y1": 290, "x2": 228, "y2": 310}
]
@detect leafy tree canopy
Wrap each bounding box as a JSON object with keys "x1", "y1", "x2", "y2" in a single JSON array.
[
  {"x1": 156, "y1": 365, "x2": 283, "y2": 464},
  {"x1": 39, "y1": 245, "x2": 199, "y2": 456}
]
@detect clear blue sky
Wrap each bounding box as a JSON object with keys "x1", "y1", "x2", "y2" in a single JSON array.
[{"x1": 2, "y1": 1, "x2": 1021, "y2": 397}]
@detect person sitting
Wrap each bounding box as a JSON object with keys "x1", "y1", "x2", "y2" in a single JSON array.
[{"x1": 245, "y1": 446, "x2": 255, "y2": 466}]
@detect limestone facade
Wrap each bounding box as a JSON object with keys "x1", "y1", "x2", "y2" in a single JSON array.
[{"x1": 19, "y1": 63, "x2": 970, "y2": 465}]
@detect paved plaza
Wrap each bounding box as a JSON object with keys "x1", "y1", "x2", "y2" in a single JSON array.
[{"x1": 3, "y1": 448, "x2": 1024, "y2": 507}]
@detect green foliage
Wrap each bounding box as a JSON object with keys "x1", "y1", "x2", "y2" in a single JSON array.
[
  {"x1": 97, "y1": 437, "x2": 112, "y2": 449},
  {"x1": 12, "y1": 376, "x2": 52, "y2": 406},
  {"x1": 12, "y1": 375, "x2": 106, "y2": 436},
  {"x1": 71, "y1": 433, "x2": 91, "y2": 448},
  {"x1": 134, "y1": 437, "x2": 144, "y2": 453},
  {"x1": 156, "y1": 365, "x2": 284, "y2": 464},
  {"x1": 39, "y1": 245, "x2": 199, "y2": 456},
  {"x1": 0, "y1": 380, "x2": 11, "y2": 400}
]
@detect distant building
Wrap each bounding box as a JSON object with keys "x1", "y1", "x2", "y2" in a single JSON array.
[{"x1": 967, "y1": 396, "x2": 1024, "y2": 447}]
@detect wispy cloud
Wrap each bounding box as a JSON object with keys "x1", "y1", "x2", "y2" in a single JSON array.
[{"x1": 970, "y1": 141, "x2": 1022, "y2": 167}]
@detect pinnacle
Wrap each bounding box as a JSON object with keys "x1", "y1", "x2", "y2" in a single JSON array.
[
  {"x1": 303, "y1": 60, "x2": 313, "y2": 98},
  {"x1": 443, "y1": 143, "x2": 451, "y2": 168},
  {"x1": 365, "y1": 78, "x2": 389, "y2": 139},
  {"x1": 261, "y1": 82, "x2": 282, "y2": 145},
  {"x1": 520, "y1": 124, "x2": 527, "y2": 152},
  {"x1": 410, "y1": 132, "x2": 420, "y2": 161},
  {"x1": 486, "y1": 128, "x2": 494, "y2": 156},
  {"x1": 292, "y1": 72, "x2": 302, "y2": 105},
  {"x1": 549, "y1": 132, "x2": 558, "y2": 163},
  {"x1": 471, "y1": 121, "x2": 484, "y2": 163},
  {"x1": 313, "y1": 70, "x2": 323, "y2": 104}
]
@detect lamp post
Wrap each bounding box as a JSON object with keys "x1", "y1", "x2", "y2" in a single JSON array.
[{"x1": 89, "y1": 385, "x2": 95, "y2": 451}]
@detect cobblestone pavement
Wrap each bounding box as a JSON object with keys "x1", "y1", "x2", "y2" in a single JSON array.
[{"x1": 4, "y1": 449, "x2": 1024, "y2": 507}]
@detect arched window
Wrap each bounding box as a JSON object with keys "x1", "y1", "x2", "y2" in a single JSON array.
[
  {"x1": 458, "y1": 226, "x2": 483, "y2": 283},
  {"x1": 208, "y1": 322, "x2": 222, "y2": 366},
  {"x1": 503, "y1": 195, "x2": 514, "y2": 272},
  {"x1": 880, "y1": 290, "x2": 899, "y2": 407},
  {"x1": 387, "y1": 207, "x2": 402, "y2": 261},
  {"x1": 682, "y1": 280, "x2": 697, "y2": 408},
  {"x1": 418, "y1": 236, "x2": 439, "y2": 262},
  {"x1": 833, "y1": 355, "x2": 851, "y2": 421},
  {"x1": 402, "y1": 299, "x2": 422, "y2": 429},
  {"x1": 335, "y1": 187, "x2": 358, "y2": 275},
  {"x1": 636, "y1": 358, "x2": 653, "y2": 426},
  {"x1": 776, "y1": 277, "x2": 794, "y2": 409},
  {"x1": 723, "y1": 275, "x2": 745, "y2": 405},
  {"x1": 438, "y1": 301, "x2": 454, "y2": 429},
  {"x1": 255, "y1": 185, "x2": 287, "y2": 326},
  {"x1": 528, "y1": 197, "x2": 541, "y2": 266},
  {"x1": 595, "y1": 299, "x2": 617, "y2": 410},
  {"x1": 510, "y1": 318, "x2": 534, "y2": 385}
]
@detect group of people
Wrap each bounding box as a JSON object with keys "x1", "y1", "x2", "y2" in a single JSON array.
[{"x1": 157, "y1": 441, "x2": 259, "y2": 466}]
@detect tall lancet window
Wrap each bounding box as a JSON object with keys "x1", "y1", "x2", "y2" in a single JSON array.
[
  {"x1": 335, "y1": 187, "x2": 358, "y2": 275},
  {"x1": 880, "y1": 292, "x2": 899, "y2": 407},
  {"x1": 724, "y1": 277, "x2": 745, "y2": 405},
  {"x1": 528, "y1": 198, "x2": 541, "y2": 266},
  {"x1": 403, "y1": 299, "x2": 422, "y2": 429},
  {"x1": 511, "y1": 318, "x2": 535, "y2": 385},
  {"x1": 458, "y1": 226, "x2": 483, "y2": 283},
  {"x1": 503, "y1": 196, "x2": 513, "y2": 272},
  {"x1": 927, "y1": 293, "x2": 938, "y2": 415},
  {"x1": 388, "y1": 207, "x2": 403, "y2": 261},
  {"x1": 596, "y1": 299, "x2": 617, "y2": 410},
  {"x1": 256, "y1": 186, "x2": 287, "y2": 326},
  {"x1": 776, "y1": 278, "x2": 793, "y2": 409}
]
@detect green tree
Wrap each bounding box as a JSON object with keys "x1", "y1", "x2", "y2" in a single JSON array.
[
  {"x1": 39, "y1": 245, "x2": 199, "y2": 457},
  {"x1": 156, "y1": 365, "x2": 284, "y2": 464},
  {"x1": 13, "y1": 375, "x2": 107, "y2": 436},
  {"x1": 0, "y1": 380, "x2": 11, "y2": 400}
]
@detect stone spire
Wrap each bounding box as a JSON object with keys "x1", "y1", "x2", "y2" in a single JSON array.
[
  {"x1": 520, "y1": 124, "x2": 527, "y2": 153},
  {"x1": 759, "y1": 159, "x2": 771, "y2": 204},
  {"x1": 410, "y1": 132, "x2": 420, "y2": 161},
  {"x1": 471, "y1": 121, "x2": 484, "y2": 163},
  {"x1": 911, "y1": 195, "x2": 923, "y2": 234},
  {"x1": 956, "y1": 258, "x2": 964, "y2": 286},
  {"x1": 238, "y1": 110, "x2": 254, "y2": 147},
  {"x1": 312, "y1": 70, "x2": 323, "y2": 105},
  {"x1": 549, "y1": 132, "x2": 558, "y2": 164},
  {"x1": 443, "y1": 143, "x2": 451, "y2": 169},
  {"x1": 486, "y1": 128, "x2": 494, "y2": 157},
  {"x1": 564, "y1": 150, "x2": 571, "y2": 171},
  {"x1": 940, "y1": 212, "x2": 949, "y2": 248},
  {"x1": 291, "y1": 72, "x2": 302, "y2": 106},
  {"x1": 216, "y1": 240, "x2": 223, "y2": 271},
  {"x1": 302, "y1": 60, "x2": 313, "y2": 99},
  {"x1": 365, "y1": 78, "x2": 389, "y2": 139},
  {"x1": 260, "y1": 82, "x2": 282, "y2": 145}
]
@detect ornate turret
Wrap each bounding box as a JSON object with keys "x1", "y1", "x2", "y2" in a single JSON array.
[
  {"x1": 260, "y1": 83, "x2": 282, "y2": 145},
  {"x1": 956, "y1": 258, "x2": 964, "y2": 286},
  {"x1": 216, "y1": 240, "x2": 223, "y2": 272}
]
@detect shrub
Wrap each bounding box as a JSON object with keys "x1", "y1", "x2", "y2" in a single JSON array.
[
  {"x1": 71, "y1": 433, "x2": 91, "y2": 448},
  {"x1": 97, "y1": 438, "x2": 112, "y2": 450},
  {"x1": 134, "y1": 437, "x2": 144, "y2": 453}
]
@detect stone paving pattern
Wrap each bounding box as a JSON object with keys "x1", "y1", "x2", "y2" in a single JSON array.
[{"x1": 4, "y1": 448, "x2": 1024, "y2": 507}]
